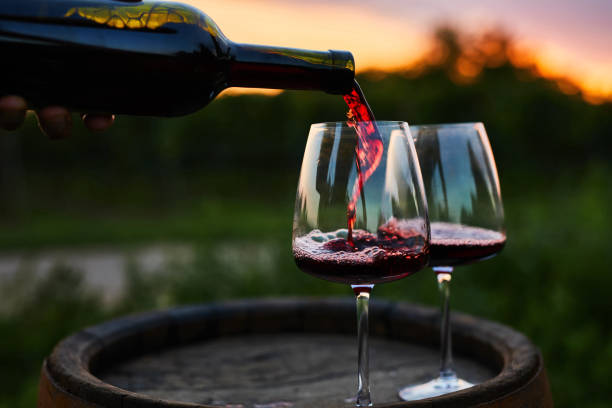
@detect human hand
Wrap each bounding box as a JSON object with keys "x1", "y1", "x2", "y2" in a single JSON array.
[{"x1": 0, "y1": 95, "x2": 115, "y2": 139}]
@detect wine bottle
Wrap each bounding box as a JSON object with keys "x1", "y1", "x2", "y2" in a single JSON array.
[{"x1": 0, "y1": 0, "x2": 355, "y2": 116}]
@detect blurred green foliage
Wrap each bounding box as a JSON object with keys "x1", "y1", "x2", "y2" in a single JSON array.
[{"x1": 0, "y1": 29, "x2": 611, "y2": 408}]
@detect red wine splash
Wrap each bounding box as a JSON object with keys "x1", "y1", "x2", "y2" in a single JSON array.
[{"x1": 343, "y1": 80, "x2": 384, "y2": 245}]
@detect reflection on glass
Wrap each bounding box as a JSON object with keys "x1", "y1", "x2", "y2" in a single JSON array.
[{"x1": 65, "y1": 3, "x2": 222, "y2": 34}]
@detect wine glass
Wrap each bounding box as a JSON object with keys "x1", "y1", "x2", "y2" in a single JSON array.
[
  {"x1": 292, "y1": 121, "x2": 429, "y2": 406},
  {"x1": 398, "y1": 122, "x2": 506, "y2": 400}
]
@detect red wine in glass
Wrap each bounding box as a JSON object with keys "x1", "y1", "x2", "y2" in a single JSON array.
[
  {"x1": 429, "y1": 222, "x2": 506, "y2": 267},
  {"x1": 293, "y1": 222, "x2": 428, "y2": 285}
]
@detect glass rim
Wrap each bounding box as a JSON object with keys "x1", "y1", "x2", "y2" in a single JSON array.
[
  {"x1": 410, "y1": 121, "x2": 485, "y2": 129},
  {"x1": 310, "y1": 121, "x2": 409, "y2": 129}
]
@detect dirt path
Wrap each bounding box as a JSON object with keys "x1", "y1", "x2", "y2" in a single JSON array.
[{"x1": 0, "y1": 244, "x2": 193, "y2": 304}]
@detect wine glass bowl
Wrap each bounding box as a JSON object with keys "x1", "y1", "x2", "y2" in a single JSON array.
[
  {"x1": 292, "y1": 121, "x2": 429, "y2": 406},
  {"x1": 414, "y1": 123, "x2": 505, "y2": 264},
  {"x1": 292, "y1": 122, "x2": 429, "y2": 286}
]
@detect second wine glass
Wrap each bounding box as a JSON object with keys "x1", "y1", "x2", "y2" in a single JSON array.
[
  {"x1": 292, "y1": 121, "x2": 429, "y2": 406},
  {"x1": 399, "y1": 122, "x2": 506, "y2": 400}
]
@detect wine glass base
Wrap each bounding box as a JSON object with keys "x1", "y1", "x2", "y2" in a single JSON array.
[
  {"x1": 343, "y1": 396, "x2": 373, "y2": 407},
  {"x1": 398, "y1": 375, "x2": 474, "y2": 401}
]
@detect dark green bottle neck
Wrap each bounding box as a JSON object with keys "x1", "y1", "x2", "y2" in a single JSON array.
[{"x1": 228, "y1": 43, "x2": 355, "y2": 95}]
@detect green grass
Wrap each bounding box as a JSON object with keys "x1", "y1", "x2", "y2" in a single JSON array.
[{"x1": 0, "y1": 198, "x2": 292, "y2": 250}]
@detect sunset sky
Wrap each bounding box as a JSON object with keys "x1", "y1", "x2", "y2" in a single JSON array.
[{"x1": 184, "y1": 0, "x2": 612, "y2": 102}]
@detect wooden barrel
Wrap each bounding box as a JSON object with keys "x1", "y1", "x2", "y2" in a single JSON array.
[{"x1": 38, "y1": 298, "x2": 553, "y2": 408}]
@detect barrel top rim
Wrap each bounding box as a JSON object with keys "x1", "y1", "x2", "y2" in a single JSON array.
[{"x1": 44, "y1": 297, "x2": 543, "y2": 408}]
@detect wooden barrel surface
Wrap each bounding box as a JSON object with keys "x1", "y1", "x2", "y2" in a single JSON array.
[{"x1": 38, "y1": 298, "x2": 553, "y2": 408}]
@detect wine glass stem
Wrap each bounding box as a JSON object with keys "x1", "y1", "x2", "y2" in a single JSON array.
[
  {"x1": 435, "y1": 266, "x2": 455, "y2": 378},
  {"x1": 353, "y1": 285, "x2": 373, "y2": 407}
]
